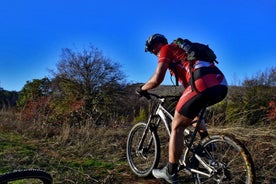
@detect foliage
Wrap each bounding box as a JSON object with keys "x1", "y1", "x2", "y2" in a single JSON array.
[
  {"x1": 225, "y1": 67, "x2": 276, "y2": 125},
  {"x1": 267, "y1": 101, "x2": 276, "y2": 121},
  {"x1": 17, "y1": 78, "x2": 51, "y2": 107},
  {"x1": 16, "y1": 78, "x2": 52, "y2": 122},
  {"x1": 15, "y1": 45, "x2": 130, "y2": 126},
  {"x1": 0, "y1": 89, "x2": 18, "y2": 109},
  {"x1": 206, "y1": 99, "x2": 228, "y2": 126},
  {"x1": 133, "y1": 108, "x2": 147, "y2": 123}
]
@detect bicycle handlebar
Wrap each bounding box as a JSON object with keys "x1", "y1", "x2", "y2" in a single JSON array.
[
  {"x1": 145, "y1": 92, "x2": 162, "y2": 99},
  {"x1": 140, "y1": 91, "x2": 180, "y2": 103}
]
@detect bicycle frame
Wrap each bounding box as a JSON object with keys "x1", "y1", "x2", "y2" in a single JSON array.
[
  {"x1": 155, "y1": 97, "x2": 173, "y2": 136},
  {"x1": 138, "y1": 94, "x2": 216, "y2": 177}
]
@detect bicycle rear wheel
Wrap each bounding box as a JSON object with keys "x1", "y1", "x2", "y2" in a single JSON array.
[
  {"x1": 0, "y1": 169, "x2": 53, "y2": 184},
  {"x1": 126, "y1": 122, "x2": 160, "y2": 177},
  {"x1": 194, "y1": 135, "x2": 256, "y2": 184}
]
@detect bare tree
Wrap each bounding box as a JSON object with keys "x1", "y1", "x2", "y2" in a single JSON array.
[{"x1": 50, "y1": 45, "x2": 126, "y2": 125}]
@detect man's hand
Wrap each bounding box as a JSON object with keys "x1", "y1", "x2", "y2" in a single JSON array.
[{"x1": 136, "y1": 86, "x2": 151, "y2": 99}]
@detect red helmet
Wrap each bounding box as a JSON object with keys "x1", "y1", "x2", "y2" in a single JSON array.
[{"x1": 145, "y1": 34, "x2": 168, "y2": 53}]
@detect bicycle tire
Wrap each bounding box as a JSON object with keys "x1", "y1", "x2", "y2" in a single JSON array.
[
  {"x1": 193, "y1": 134, "x2": 256, "y2": 184},
  {"x1": 126, "y1": 122, "x2": 160, "y2": 177},
  {"x1": 0, "y1": 169, "x2": 53, "y2": 184}
]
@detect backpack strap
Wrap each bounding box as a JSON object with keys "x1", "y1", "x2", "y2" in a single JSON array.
[
  {"x1": 175, "y1": 71, "x2": 179, "y2": 86},
  {"x1": 169, "y1": 61, "x2": 180, "y2": 86},
  {"x1": 169, "y1": 60, "x2": 199, "y2": 92},
  {"x1": 189, "y1": 60, "x2": 199, "y2": 92}
]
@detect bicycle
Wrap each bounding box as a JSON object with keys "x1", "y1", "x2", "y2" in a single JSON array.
[
  {"x1": 0, "y1": 169, "x2": 53, "y2": 184},
  {"x1": 126, "y1": 92, "x2": 256, "y2": 183}
]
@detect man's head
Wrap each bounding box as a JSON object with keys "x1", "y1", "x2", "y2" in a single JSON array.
[{"x1": 145, "y1": 34, "x2": 168, "y2": 55}]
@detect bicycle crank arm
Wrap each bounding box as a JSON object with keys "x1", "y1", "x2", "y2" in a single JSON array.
[
  {"x1": 181, "y1": 154, "x2": 214, "y2": 177},
  {"x1": 195, "y1": 154, "x2": 215, "y2": 174}
]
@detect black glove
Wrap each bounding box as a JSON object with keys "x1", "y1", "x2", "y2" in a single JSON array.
[{"x1": 136, "y1": 86, "x2": 151, "y2": 99}]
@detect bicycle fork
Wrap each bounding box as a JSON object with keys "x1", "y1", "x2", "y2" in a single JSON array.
[{"x1": 136, "y1": 115, "x2": 157, "y2": 158}]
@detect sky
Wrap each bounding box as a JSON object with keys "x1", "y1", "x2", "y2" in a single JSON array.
[{"x1": 0, "y1": 0, "x2": 275, "y2": 91}]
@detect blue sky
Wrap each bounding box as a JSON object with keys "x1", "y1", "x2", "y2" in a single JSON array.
[{"x1": 0, "y1": 0, "x2": 275, "y2": 91}]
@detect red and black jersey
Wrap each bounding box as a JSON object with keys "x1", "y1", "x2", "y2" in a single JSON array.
[{"x1": 158, "y1": 43, "x2": 227, "y2": 91}]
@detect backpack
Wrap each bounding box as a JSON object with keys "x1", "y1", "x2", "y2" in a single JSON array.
[
  {"x1": 170, "y1": 38, "x2": 218, "y2": 89},
  {"x1": 173, "y1": 38, "x2": 218, "y2": 63}
]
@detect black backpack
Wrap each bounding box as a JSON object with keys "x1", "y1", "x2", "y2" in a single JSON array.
[
  {"x1": 170, "y1": 38, "x2": 218, "y2": 89},
  {"x1": 173, "y1": 38, "x2": 218, "y2": 63}
]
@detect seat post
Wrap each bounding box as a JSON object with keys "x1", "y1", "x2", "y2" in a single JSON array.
[
  {"x1": 194, "y1": 108, "x2": 206, "y2": 131},
  {"x1": 187, "y1": 108, "x2": 206, "y2": 149}
]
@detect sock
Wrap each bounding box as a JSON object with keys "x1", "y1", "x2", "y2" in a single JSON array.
[
  {"x1": 167, "y1": 162, "x2": 178, "y2": 175},
  {"x1": 199, "y1": 131, "x2": 209, "y2": 140}
]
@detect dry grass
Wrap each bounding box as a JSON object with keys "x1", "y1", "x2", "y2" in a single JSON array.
[{"x1": 0, "y1": 110, "x2": 275, "y2": 183}]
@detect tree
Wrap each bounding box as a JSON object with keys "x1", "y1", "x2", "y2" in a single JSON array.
[
  {"x1": 17, "y1": 77, "x2": 52, "y2": 122},
  {"x1": 17, "y1": 78, "x2": 51, "y2": 107},
  {"x1": 50, "y1": 45, "x2": 126, "y2": 125}
]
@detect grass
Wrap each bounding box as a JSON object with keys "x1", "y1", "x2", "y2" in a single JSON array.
[{"x1": 0, "y1": 111, "x2": 275, "y2": 183}]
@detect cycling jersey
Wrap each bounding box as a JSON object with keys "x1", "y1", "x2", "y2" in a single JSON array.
[
  {"x1": 158, "y1": 43, "x2": 227, "y2": 90},
  {"x1": 158, "y1": 43, "x2": 228, "y2": 119}
]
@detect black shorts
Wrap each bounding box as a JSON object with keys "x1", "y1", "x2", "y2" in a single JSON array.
[{"x1": 176, "y1": 85, "x2": 228, "y2": 119}]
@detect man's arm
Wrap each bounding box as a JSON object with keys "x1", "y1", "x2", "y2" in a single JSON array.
[{"x1": 141, "y1": 62, "x2": 169, "y2": 91}]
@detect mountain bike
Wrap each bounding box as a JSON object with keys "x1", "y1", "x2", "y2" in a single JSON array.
[
  {"x1": 126, "y1": 92, "x2": 256, "y2": 183},
  {"x1": 0, "y1": 169, "x2": 53, "y2": 184}
]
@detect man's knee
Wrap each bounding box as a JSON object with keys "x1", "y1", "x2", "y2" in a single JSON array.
[{"x1": 172, "y1": 111, "x2": 193, "y2": 131}]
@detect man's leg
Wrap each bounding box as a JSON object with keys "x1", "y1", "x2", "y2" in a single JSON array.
[
  {"x1": 152, "y1": 111, "x2": 192, "y2": 183},
  {"x1": 168, "y1": 111, "x2": 192, "y2": 171}
]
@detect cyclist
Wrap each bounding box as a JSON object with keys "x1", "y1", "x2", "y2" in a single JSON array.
[{"x1": 136, "y1": 33, "x2": 228, "y2": 183}]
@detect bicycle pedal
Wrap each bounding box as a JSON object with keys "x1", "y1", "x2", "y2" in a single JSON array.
[
  {"x1": 178, "y1": 165, "x2": 191, "y2": 175},
  {"x1": 178, "y1": 164, "x2": 185, "y2": 171}
]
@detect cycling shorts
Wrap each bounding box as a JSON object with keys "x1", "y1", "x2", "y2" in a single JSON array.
[{"x1": 176, "y1": 85, "x2": 228, "y2": 119}]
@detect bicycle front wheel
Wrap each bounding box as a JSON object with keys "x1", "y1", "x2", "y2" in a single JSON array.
[
  {"x1": 0, "y1": 169, "x2": 53, "y2": 184},
  {"x1": 194, "y1": 135, "x2": 256, "y2": 184},
  {"x1": 126, "y1": 122, "x2": 160, "y2": 177}
]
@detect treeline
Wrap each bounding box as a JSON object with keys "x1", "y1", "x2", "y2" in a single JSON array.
[
  {"x1": 0, "y1": 88, "x2": 18, "y2": 109},
  {"x1": 0, "y1": 45, "x2": 275, "y2": 127}
]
